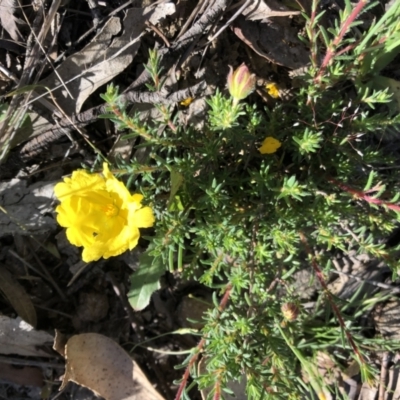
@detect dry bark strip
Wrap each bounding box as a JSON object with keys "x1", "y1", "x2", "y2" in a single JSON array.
[{"x1": 19, "y1": 81, "x2": 206, "y2": 160}]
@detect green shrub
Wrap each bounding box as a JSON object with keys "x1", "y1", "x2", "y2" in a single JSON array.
[{"x1": 98, "y1": 1, "x2": 400, "y2": 398}]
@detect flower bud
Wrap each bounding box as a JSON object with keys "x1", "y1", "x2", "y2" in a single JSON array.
[
  {"x1": 281, "y1": 303, "x2": 300, "y2": 321},
  {"x1": 227, "y1": 63, "x2": 256, "y2": 105}
]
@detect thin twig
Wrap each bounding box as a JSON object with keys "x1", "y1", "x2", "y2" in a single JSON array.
[
  {"x1": 8, "y1": 250, "x2": 67, "y2": 302},
  {"x1": 206, "y1": 0, "x2": 252, "y2": 44},
  {"x1": 0, "y1": 0, "x2": 65, "y2": 161},
  {"x1": 106, "y1": 271, "x2": 145, "y2": 342},
  {"x1": 145, "y1": 20, "x2": 171, "y2": 47},
  {"x1": 0, "y1": 356, "x2": 63, "y2": 369},
  {"x1": 329, "y1": 178, "x2": 400, "y2": 212},
  {"x1": 27, "y1": 241, "x2": 67, "y2": 302},
  {"x1": 175, "y1": 0, "x2": 210, "y2": 41}
]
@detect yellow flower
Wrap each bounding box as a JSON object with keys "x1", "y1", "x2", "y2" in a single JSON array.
[
  {"x1": 265, "y1": 82, "x2": 280, "y2": 99},
  {"x1": 258, "y1": 137, "x2": 282, "y2": 154},
  {"x1": 54, "y1": 163, "x2": 155, "y2": 263},
  {"x1": 180, "y1": 97, "x2": 193, "y2": 107}
]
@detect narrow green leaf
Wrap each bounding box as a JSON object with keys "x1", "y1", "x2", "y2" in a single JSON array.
[
  {"x1": 168, "y1": 170, "x2": 184, "y2": 210},
  {"x1": 364, "y1": 171, "x2": 376, "y2": 191},
  {"x1": 98, "y1": 114, "x2": 118, "y2": 119}
]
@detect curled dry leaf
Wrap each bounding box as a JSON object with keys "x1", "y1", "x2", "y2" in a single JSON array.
[
  {"x1": 53, "y1": 329, "x2": 68, "y2": 357},
  {"x1": 61, "y1": 333, "x2": 165, "y2": 400},
  {"x1": 233, "y1": 16, "x2": 309, "y2": 69}
]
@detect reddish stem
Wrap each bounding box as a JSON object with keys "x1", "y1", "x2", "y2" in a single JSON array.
[
  {"x1": 315, "y1": 0, "x2": 368, "y2": 83},
  {"x1": 174, "y1": 283, "x2": 233, "y2": 400},
  {"x1": 213, "y1": 380, "x2": 221, "y2": 400},
  {"x1": 299, "y1": 232, "x2": 365, "y2": 363},
  {"x1": 329, "y1": 178, "x2": 400, "y2": 212}
]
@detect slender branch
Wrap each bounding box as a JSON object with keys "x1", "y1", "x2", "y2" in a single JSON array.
[
  {"x1": 174, "y1": 283, "x2": 233, "y2": 400},
  {"x1": 314, "y1": 0, "x2": 368, "y2": 83},
  {"x1": 329, "y1": 178, "x2": 400, "y2": 212},
  {"x1": 299, "y1": 232, "x2": 366, "y2": 365}
]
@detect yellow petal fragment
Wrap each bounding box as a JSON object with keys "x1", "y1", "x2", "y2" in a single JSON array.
[
  {"x1": 258, "y1": 137, "x2": 282, "y2": 154},
  {"x1": 265, "y1": 82, "x2": 280, "y2": 99},
  {"x1": 180, "y1": 98, "x2": 193, "y2": 106}
]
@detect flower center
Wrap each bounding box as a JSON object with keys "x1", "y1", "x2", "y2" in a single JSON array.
[{"x1": 102, "y1": 203, "x2": 119, "y2": 217}]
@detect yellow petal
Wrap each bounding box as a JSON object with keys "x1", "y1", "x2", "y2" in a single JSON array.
[
  {"x1": 66, "y1": 225, "x2": 94, "y2": 248},
  {"x1": 258, "y1": 137, "x2": 282, "y2": 154},
  {"x1": 130, "y1": 206, "x2": 155, "y2": 228},
  {"x1": 82, "y1": 245, "x2": 104, "y2": 263},
  {"x1": 109, "y1": 225, "x2": 140, "y2": 255},
  {"x1": 180, "y1": 98, "x2": 193, "y2": 106},
  {"x1": 54, "y1": 170, "x2": 105, "y2": 200},
  {"x1": 265, "y1": 82, "x2": 280, "y2": 99}
]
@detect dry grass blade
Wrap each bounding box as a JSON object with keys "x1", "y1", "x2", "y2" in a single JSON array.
[{"x1": 0, "y1": 0, "x2": 64, "y2": 162}]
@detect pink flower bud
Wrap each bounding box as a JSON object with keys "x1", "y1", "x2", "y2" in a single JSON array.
[{"x1": 227, "y1": 63, "x2": 256, "y2": 105}]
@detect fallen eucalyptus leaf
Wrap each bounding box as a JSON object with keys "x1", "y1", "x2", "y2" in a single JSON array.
[{"x1": 61, "y1": 333, "x2": 165, "y2": 400}]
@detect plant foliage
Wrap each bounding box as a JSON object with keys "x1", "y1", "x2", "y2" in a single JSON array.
[{"x1": 99, "y1": 1, "x2": 400, "y2": 398}]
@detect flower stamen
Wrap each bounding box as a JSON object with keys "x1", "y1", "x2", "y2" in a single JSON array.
[{"x1": 103, "y1": 203, "x2": 119, "y2": 217}]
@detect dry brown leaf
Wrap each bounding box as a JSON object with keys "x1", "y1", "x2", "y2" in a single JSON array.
[
  {"x1": 233, "y1": 16, "x2": 309, "y2": 69},
  {"x1": 61, "y1": 333, "x2": 165, "y2": 400},
  {"x1": 0, "y1": 265, "x2": 37, "y2": 326},
  {"x1": 242, "y1": 0, "x2": 300, "y2": 22},
  {"x1": 0, "y1": 316, "x2": 54, "y2": 357},
  {"x1": 0, "y1": 0, "x2": 22, "y2": 41},
  {"x1": 38, "y1": 3, "x2": 176, "y2": 115}
]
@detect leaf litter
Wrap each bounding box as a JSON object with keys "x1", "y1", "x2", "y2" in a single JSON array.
[{"x1": 0, "y1": 0, "x2": 400, "y2": 399}]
